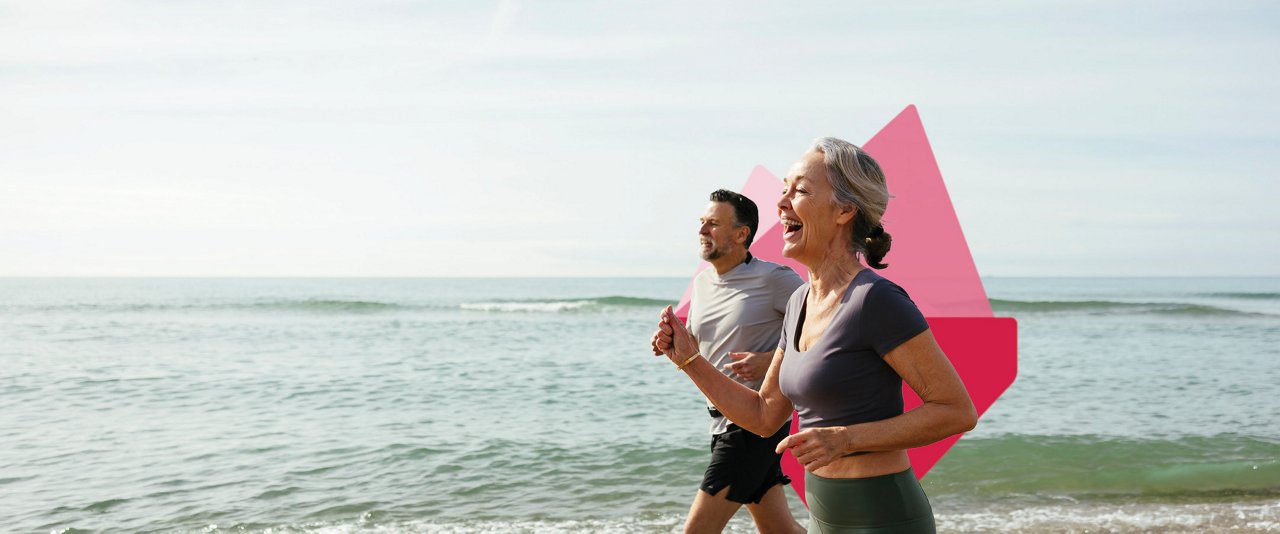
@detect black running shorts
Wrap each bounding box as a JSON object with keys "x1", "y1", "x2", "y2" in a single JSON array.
[{"x1": 700, "y1": 421, "x2": 792, "y2": 504}]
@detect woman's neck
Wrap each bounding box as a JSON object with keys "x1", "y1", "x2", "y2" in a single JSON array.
[{"x1": 805, "y1": 246, "x2": 863, "y2": 299}]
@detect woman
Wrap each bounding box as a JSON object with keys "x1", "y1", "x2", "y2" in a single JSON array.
[{"x1": 654, "y1": 137, "x2": 976, "y2": 533}]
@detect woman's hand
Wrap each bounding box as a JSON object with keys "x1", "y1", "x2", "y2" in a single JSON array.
[
  {"x1": 656, "y1": 305, "x2": 699, "y2": 364},
  {"x1": 775, "y1": 426, "x2": 855, "y2": 472},
  {"x1": 650, "y1": 329, "x2": 666, "y2": 356}
]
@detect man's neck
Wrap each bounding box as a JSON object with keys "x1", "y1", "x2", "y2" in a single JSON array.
[{"x1": 710, "y1": 248, "x2": 750, "y2": 275}]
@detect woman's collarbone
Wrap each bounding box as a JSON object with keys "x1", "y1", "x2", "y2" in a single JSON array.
[{"x1": 799, "y1": 302, "x2": 839, "y2": 351}]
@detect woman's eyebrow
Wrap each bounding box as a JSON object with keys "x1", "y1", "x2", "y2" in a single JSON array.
[{"x1": 785, "y1": 175, "x2": 807, "y2": 185}]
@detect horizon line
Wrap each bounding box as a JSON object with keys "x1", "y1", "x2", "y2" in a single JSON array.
[{"x1": 2, "y1": 274, "x2": 1279, "y2": 279}]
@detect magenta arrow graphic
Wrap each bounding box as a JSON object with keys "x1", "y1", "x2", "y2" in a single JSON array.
[{"x1": 674, "y1": 105, "x2": 1018, "y2": 504}]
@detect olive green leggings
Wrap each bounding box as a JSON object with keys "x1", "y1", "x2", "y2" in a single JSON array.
[{"x1": 804, "y1": 469, "x2": 935, "y2": 534}]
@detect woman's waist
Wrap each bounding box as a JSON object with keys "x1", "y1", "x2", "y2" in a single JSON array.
[
  {"x1": 794, "y1": 404, "x2": 902, "y2": 430},
  {"x1": 811, "y1": 449, "x2": 910, "y2": 479}
]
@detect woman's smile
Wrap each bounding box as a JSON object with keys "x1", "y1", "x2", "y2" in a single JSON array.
[{"x1": 781, "y1": 217, "x2": 804, "y2": 242}]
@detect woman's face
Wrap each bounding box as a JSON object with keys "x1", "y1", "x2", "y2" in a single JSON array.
[{"x1": 777, "y1": 150, "x2": 855, "y2": 263}]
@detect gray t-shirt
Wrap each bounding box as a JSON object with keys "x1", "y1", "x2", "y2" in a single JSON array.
[{"x1": 687, "y1": 256, "x2": 803, "y2": 435}]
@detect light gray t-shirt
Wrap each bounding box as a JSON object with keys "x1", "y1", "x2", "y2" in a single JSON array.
[{"x1": 687, "y1": 256, "x2": 803, "y2": 435}]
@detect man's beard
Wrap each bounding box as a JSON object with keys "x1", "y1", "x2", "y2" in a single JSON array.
[{"x1": 700, "y1": 241, "x2": 724, "y2": 261}]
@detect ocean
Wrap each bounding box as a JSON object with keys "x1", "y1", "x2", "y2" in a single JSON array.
[{"x1": 1, "y1": 277, "x2": 1277, "y2": 533}]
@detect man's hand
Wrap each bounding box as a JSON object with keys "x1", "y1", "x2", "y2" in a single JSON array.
[{"x1": 723, "y1": 351, "x2": 771, "y2": 381}]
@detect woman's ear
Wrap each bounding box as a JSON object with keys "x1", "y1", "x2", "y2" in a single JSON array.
[{"x1": 835, "y1": 204, "x2": 857, "y2": 226}]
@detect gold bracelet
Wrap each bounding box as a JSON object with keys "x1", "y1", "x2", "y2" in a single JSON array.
[{"x1": 676, "y1": 352, "x2": 701, "y2": 370}]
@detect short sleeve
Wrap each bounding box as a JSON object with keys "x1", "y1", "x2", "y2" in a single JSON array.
[
  {"x1": 770, "y1": 266, "x2": 805, "y2": 315},
  {"x1": 685, "y1": 291, "x2": 699, "y2": 335},
  {"x1": 862, "y1": 279, "x2": 929, "y2": 357},
  {"x1": 777, "y1": 283, "x2": 807, "y2": 351}
]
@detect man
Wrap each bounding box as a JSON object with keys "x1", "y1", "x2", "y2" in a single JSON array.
[{"x1": 653, "y1": 189, "x2": 805, "y2": 534}]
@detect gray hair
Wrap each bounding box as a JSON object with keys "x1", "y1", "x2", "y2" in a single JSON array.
[{"x1": 809, "y1": 136, "x2": 893, "y2": 267}]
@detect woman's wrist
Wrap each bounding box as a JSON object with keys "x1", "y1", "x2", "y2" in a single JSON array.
[
  {"x1": 840, "y1": 424, "x2": 863, "y2": 454},
  {"x1": 675, "y1": 352, "x2": 701, "y2": 370},
  {"x1": 669, "y1": 333, "x2": 699, "y2": 364}
]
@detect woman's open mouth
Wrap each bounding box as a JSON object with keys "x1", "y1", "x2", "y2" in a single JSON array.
[{"x1": 781, "y1": 218, "x2": 803, "y2": 241}]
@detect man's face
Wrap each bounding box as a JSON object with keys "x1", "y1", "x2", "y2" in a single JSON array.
[{"x1": 698, "y1": 201, "x2": 745, "y2": 261}]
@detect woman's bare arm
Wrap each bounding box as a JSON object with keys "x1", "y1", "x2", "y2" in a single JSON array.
[
  {"x1": 778, "y1": 329, "x2": 977, "y2": 469},
  {"x1": 657, "y1": 306, "x2": 794, "y2": 436}
]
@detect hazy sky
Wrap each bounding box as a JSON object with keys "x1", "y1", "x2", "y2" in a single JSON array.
[{"x1": 2, "y1": 1, "x2": 1277, "y2": 276}]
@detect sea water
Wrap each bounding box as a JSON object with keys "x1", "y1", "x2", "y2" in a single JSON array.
[{"x1": 1, "y1": 277, "x2": 1277, "y2": 533}]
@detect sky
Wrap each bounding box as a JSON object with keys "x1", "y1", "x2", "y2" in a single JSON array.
[{"x1": 2, "y1": 1, "x2": 1277, "y2": 277}]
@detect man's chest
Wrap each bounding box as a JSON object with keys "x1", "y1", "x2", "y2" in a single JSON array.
[{"x1": 690, "y1": 285, "x2": 774, "y2": 340}]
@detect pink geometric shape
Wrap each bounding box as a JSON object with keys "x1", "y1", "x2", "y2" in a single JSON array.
[
  {"x1": 866, "y1": 106, "x2": 993, "y2": 317},
  {"x1": 741, "y1": 165, "x2": 784, "y2": 232},
  {"x1": 903, "y1": 317, "x2": 1017, "y2": 475},
  {"x1": 672, "y1": 105, "x2": 1017, "y2": 504}
]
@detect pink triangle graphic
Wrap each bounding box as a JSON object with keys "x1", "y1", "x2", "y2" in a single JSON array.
[{"x1": 673, "y1": 105, "x2": 1018, "y2": 504}]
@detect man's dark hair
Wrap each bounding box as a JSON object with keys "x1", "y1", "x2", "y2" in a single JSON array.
[{"x1": 709, "y1": 189, "x2": 759, "y2": 248}]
